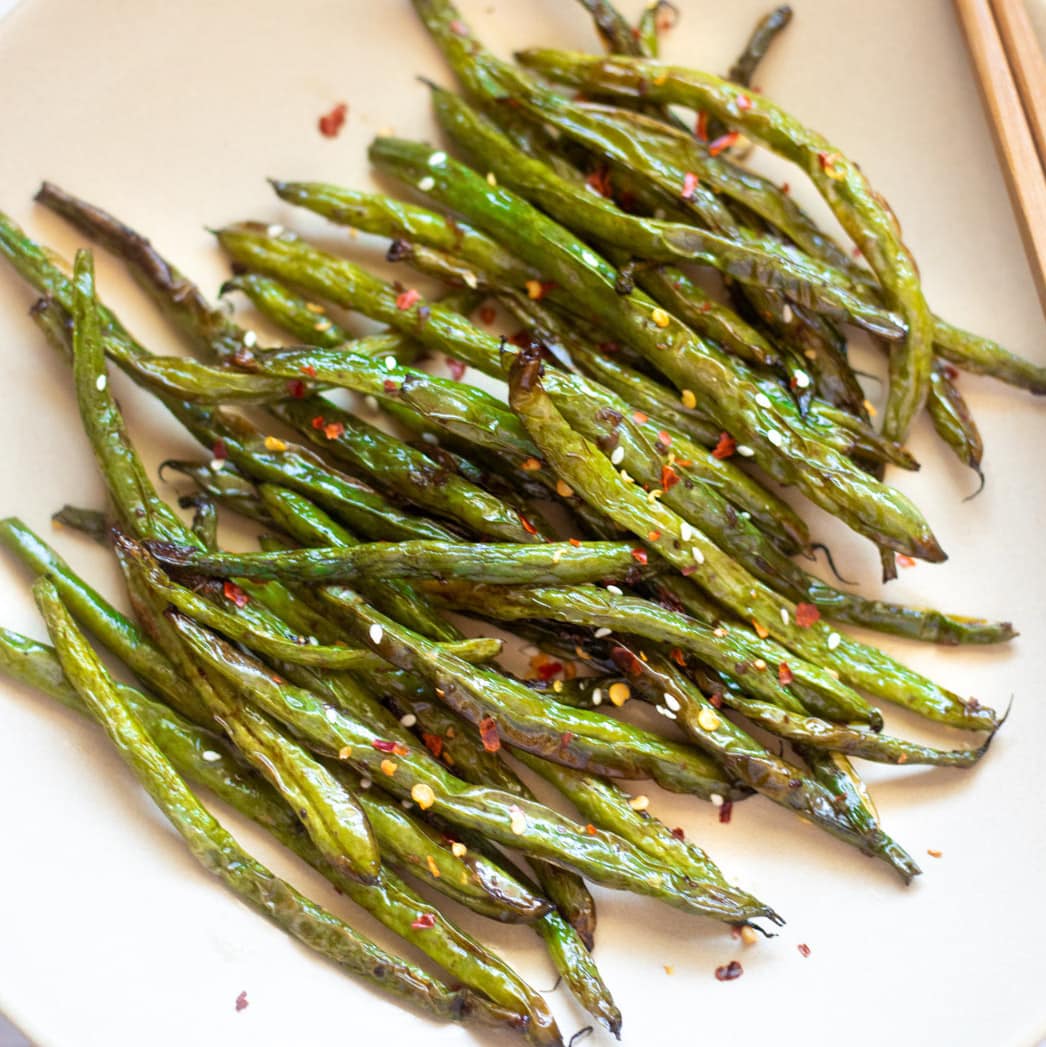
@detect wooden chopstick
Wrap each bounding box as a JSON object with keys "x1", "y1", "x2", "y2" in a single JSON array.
[
  {"x1": 989, "y1": 0, "x2": 1046, "y2": 171},
  {"x1": 955, "y1": 0, "x2": 1046, "y2": 309}
]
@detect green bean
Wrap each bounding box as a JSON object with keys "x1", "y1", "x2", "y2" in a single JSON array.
[
  {"x1": 158, "y1": 459, "x2": 280, "y2": 530},
  {"x1": 927, "y1": 363, "x2": 985, "y2": 486},
  {"x1": 52, "y1": 504, "x2": 109, "y2": 544},
  {"x1": 33, "y1": 581, "x2": 521, "y2": 1030},
  {"x1": 729, "y1": 5, "x2": 793, "y2": 85}
]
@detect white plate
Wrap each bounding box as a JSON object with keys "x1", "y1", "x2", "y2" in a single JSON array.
[{"x1": 0, "y1": 1, "x2": 1044, "y2": 1045}]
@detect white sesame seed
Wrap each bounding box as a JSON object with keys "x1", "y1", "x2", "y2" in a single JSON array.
[
  {"x1": 591, "y1": 689, "x2": 603, "y2": 706},
  {"x1": 418, "y1": 176, "x2": 436, "y2": 192},
  {"x1": 710, "y1": 793, "x2": 724, "y2": 807},
  {"x1": 95, "y1": 374, "x2": 107, "y2": 391},
  {"x1": 209, "y1": 458, "x2": 226, "y2": 473},
  {"x1": 780, "y1": 608, "x2": 790, "y2": 625},
  {"x1": 362, "y1": 395, "x2": 379, "y2": 414},
  {"x1": 656, "y1": 705, "x2": 677, "y2": 720},
  {"x1": 360, "y1": 777, "x2": 372, "y2": 790},
  {"x1": 385, "y1": 355, "x2": 397, "y2": 370},
  {"x1": 794, "y1": 370, "x2": 810, "y2": 389},
  {"x1": 400, "y1": 713, "x2": 417, "y2": 728},
  {"x1": 664, "y1": 692, "x2": 681, "y2": 712},
  {"x1": 736, "y1": 444, "x2": 755, "y2": 457},
  {"x1": 755, "y1": 392, "x2": 771, "y2": 409},
  {"x1": 428, "y1": 150, "x2": 447, "y2": 167},
  {"x1": 610, "y1": 446, "x2": 625, "y2": 465},
  {"x1": 369, "y1": 624, "x2": 384, "y2": 644},
  {"x1": 594, "y1": 627, "x2": 612, "y2": 638},
  {"x1": 827, "y1": 631, "x2": 841, "y2": 650},
  {"x1": 782, "y1": 303, "x2": 794, "y2": 324},
  {"x1": 202, "y1": 750, "x2": 222, "y2": 763},
  {"x1": 421, "y1": 431, "x2": 439, "y2": 445},
  {"x1": 461, "y1": 270, "x2": 479, "y2": 289},
  {"x1": 605, "y1": 584, "x2": 623, "y2": 596},
  {"x1": 521, "y1": 644, "x2": 540, "y2": 656},
  {"x1": 692, "y1": 546, "x2": 705, "y2": 565},
  {"x1": 680, "y1": 522, "x2": 693, "y2": 542},
  {"x1": 401, "y1": 799, "x2": 413, "y2": 809},
  {"x1": 307, "y1": 636, "x2": 319, "y2": 646},
  {"x1": 243, "y1": 330, "x2": 257, "y2": 348},
  {"x1": 266, "y1": 224, "x2": 284, "y2": 238},
  {"x1": 766, "y1": 429, "x2": 783, "y2": 447}
]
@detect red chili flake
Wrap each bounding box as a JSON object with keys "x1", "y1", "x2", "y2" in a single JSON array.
[
  {"x1": 940, "y1": 363, "x2": 960, "y2": 381},
  {"x1": 631, "y1": 548, "x2": 648, "y2": 565},
  {"x1": 323, "y1": 421, "x2": 345, "y2": 440},
  {"x1": 211, "y1": 439, "x2": 228, "y2": 461},
  {"x1": 311, "y1": 415, "x2": 325, "y2": 430},
  {"x1": 421, "y1": 732, "x2": 443, "y2": 759},
  {"x1": 670, "y1": 647, "x2": 687, "y2": 667},
  {"x1": 851, "y1": 245, "x2": 863, "y2": 258},
  {"x1": 681, "y1": 171, "x2": 700, "y2": 200},
  {"x1": 318, "y1": 102, "x2": 348, "y2": 138},
  {"x1": 411, "y1": 913, "x2": 436, "y2": 930},
  {"x1": 446, "y1": 356, "x2": 467, "y2": 381},
  {"x1": 797, "y1": 943, "x2": 811, "y2": 958},
  {"x1": 598, "y1": 341, "x2": 621, "y2": 355},
  {"x1": 518, "y1": 513, "x2": 538, "y2": 536},
  {"x1": 396, "y1": 288, "x2": 421, "y2": 311},
  {"x1": 235, "y1": 991, "x2": 249, "y2": 1013},
  {"x1": 670, "y1": 826, "x2": 686, "y2": 840},
  {"x1": 537, "y1": 660, "x2": 564, "y2": 682},
  {"x1": 795, "y1": 603, "x2": 821, "y2": 628},
  {"x1": 896, "y1": 554, "x2": 916, "y2": 568},
  {"x1": 778, "y1": 662, "x2": 794, "y2": 686},
  {"x1": 656, "y1": 4, "x2": 678, "y2": 30},
  {"x1": 780, "y1": 181, "x2": 791, "y2": 194},
  {"x1": 223, "y1": 582, "x2": 249, "y2": 609},
  {"x1": 661, "y1": 464, "x2": 680, "y2": 491},
  {"x1": 712, "y1": 432, "x2": 736, "y2": 459},
  {"x1": 737, "y1": 93, "x2": 753, "y2": 111},
  {"x1": 300, "y1": 364, "x2": 317, "y2": 377},
  {"x1": 715, "y1": 960, "x2": 743, "y2": 981},
  {"x1": 286, "y1": 379, "x2": 306, "y2": 398},
  {"x1": 383, "y1": 379, "x2": 399, "y2": 394},
  {"x1": 695, "y1": 112, "x2": 709, "y2": 141},
  {"x1": 709, "y1": 692, "x2": 723, "y2": 709},
  {"x1": 656, "y1": 429, "x2": 672, "y2": 448},
  {"x1": 700, "y1": 302, "x2": 712, "y2": 313},
  {"x1": 719, "y1": 801, "x2": 733, "y2": 824},
  {"x1": 708, "y1": 131, "x2": 739, "y2": 157},
  {"x1": 372, "y1": 739, "x2": 399, "y2": 753},
  {"x1": 449, "y1": 18, "x2": 468, "y2": 35},
  {"x1": 586, "y1": 166, "x2": 613, "y2": 198},
  {"x1": 477, "y1": 305, "x2": 497, "y2": 325},
  {"x1": 568, "y1": 538, "x2": 582, "y2": 548},
  {"x1": 478, "y1": 716, "x2": 501, "y2": 753},
  {"x1": 585, "y1": 823, "x2": 598, "y2": 835},
  {"x1": 647, "y1": 530, "x2": 661, "y2": 542},
  {"x1": 632, "y1": 410, "x2": 649, "y2": 424},
  {"x1": 560, "y1": 731, "x2": 574, "y2": 746},
  {"x1": 509, "y1": 329, "x2": 532, "y2": 348}
]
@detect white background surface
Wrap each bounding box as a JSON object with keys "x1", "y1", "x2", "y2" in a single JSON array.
[{"x1": 0, "y1": 1, "x2": 1044, "y2": 1045}]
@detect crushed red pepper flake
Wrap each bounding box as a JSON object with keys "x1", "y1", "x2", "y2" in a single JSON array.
[
  {"x1": 235, "y1": 991, "x2": 249, "y2": 1013},
  {"x1": 311, "y1": 415, "x2": 325, "y2": 430},
  {"x1": 661, "y1": 464, "x2": 680, "y2": 491},
  {"x1": 712, "y1": 432, "x2": 736, "y2": 459},
  {"x1": 396, "y1": 288, "x2": 421, "y2": 310},
  {"x1": 318, "y1": 102, "x2": 348, "y2": 138},
  {"x1": 778, "y1": 662, "x2": 794, "y2": 686},
  {"x1": 737, "y1": 94, "x2": 753, "y2": 111},
  {"x1": 647, "y1": 530, "x2": 661, "y2": 542},
  {"x1": 286, "y1": 379, "x2": 306, "y2": 398},
  {"x1": 709, "y1": 131, "x2": 739, "y2": 156},
  {"x1": 780, "y1": 181, "x2": 791, "y2": 194},
  {"x1": 383, "y1": 379, "x2": 399, "y2": 394},
  {"x1": 752, "y1": 619, "x2": 770, "y2": 639},
  {"x1": 797, "y1": 943, "x2": 811, "y2": 958},
  {"x1": 477, "y1": 305, "x2": 497, "y2": 325},
  {"x1": 708, "y1": 692, "x2": 723, "y2": 709},
  {"x1": 670, "y1": 826, "x2": 686, "y2": 840},
  {"x1": 536, "y1": 660, "x2": 564, "y2": 682},
  {"x1": 568, "y1": 537, "x2": 582, "y2": 547},
  {"x1": 411, "y1": 913, "x2": 436, "y2": 930},
  {"x1": 632, "y1": 410, "x2": 649, "y2": 424},
  {"x1": 681, "y1": 171, "x2": 699, "y2": 199},
  {"x1": 896, "y1": 554, "x2": 916, "y2": 568},
  {"x1": 211, "y1": 439, "x2": 228, "y2": 461},
  {"x1": 449, "y1": 18, "x2": 468, "y2": 35},
  {"x1": 695, "y1": 112, "x2": 709, "y2": 141},
  {"x1": 718, "y1": 801, "x2": 733, "y2": 824},
  {"x1": 478, "y1": 716, "x2": 501, "y2": 753},
  {"x1": 795, "y1": 603, "x2": 821, "y2": 628},
  {"x1": 585, "y1": 823, "x2": 598, "y2": 835},
  {"x1": 670, "y1": 647, "x2": 687, "y2": 667},
  {"x1": 300, "y1": 363, "x2": 317, "y2": 377},
  {"x1": 445, "y1": 356, "x2": 467, "y2": 381},
  {"x1": 927, "y1": 848, "x2": 943, "y2": 858},
  {"x1": 631, "y1": 548, "x2": 649, "y2": 565},
  {"x1": 223, "y1": 582, "x2": 249, "y2": 609},
  {"x1": 422, "y1": 732, "x2": 443, "y2": 759},
  {"x1": 323, "y1": 421, "x2": 345, "y2": 440},
  {"x1": 371, "y1": 739, "x2": 400, "y2": 754},
  {"x1": 586, "y1": 166, "x2": 613, "y2": 198},
  {"x1": 518, "y1": 513, "x2": 538, "y2": 536},
  {"x1": 715, "y1": 960, "x2": 743, "y2": 981}
]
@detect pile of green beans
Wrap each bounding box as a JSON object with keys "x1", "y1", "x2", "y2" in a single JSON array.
[{"x1": 0, "y1": 1, "x2": 1033, "y2": 1039}]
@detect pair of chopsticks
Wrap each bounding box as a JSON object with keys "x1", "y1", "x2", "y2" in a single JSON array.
[{"x1": 955, "y1": 0, "x2": 1046, "y2": 309}]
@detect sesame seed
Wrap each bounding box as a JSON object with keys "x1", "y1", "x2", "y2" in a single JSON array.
[
  {"x1": 680, "y1": 522, "x2": 693, "y2": 541},
  {"x1": 202, "y1": 750, "x2": 222, "y2": 763},
  {"x1": 766, "y1": 429, "x2": 783, "y2": 447},
  {"x1": 594, "y1": 627, "x2": 612, "y2": 638},
  {"x1": 605, "y1": 585, "x2": 623, "y2": 596},
  {"x1": 418, "y1": 176, "x2": 436, "y2": 192},
  {"x1": 380, "y1": 758, "x2": 398, "y2": 776},
  {"x1": 710, "y1": 793, "x2": 724, "y2": 807},
  {"x1": 610, "y1": 446, "x2": 625, "y2": 465},
  {"x1": 451, "y1": 841, "x2": 467, "y2": 857},
  {"x1": 421, "y1": 431, "x2": 439, "y2": 445},
  {"x1": 243, "y1": 330, "x2": 257, "y2": 348},
  {"x1": 266, "y1": 224, "x2": 284, "y2": 238},
  {"x1": 555, "y1": 479, "x2": 574, "y2": 498},
  {"x1": 209, "y1": 458, "x2": 226, "y2": 472},
  {"x1": 692, "y1": 547, "x2": 705, "y2": 565},
  {"x1": 736, "y1": 444, "x2": 755, "y2": 457},
  {"x1": 461, "y1": 270, "x2": 479, "y2": 289},
  {"x1": 522, "y1": 644, "x2": 540, "y2": 656},
  {"x1": 428, "y1": 151, "x2": 447, "y2": 167},
  {"x1": 485, "y1": 172, "x2": 497, "y2": 187},
  {"x1": 369, "y1": 624, "x2": 384, "y2": 644},
  {"x1": 664, "y1": 692, "x2": 681, "y2": 712},
  {"x1": 263, "y1": 436, "x2": 287, "y2": 452},
  {"x1": 656, "y1": 705, "x2": 677, "y2": 720},
  {"x1": 794, "y1": 370, "x2": 810, "y2": 389},
  {"x1": 591, "y1": 689, "x2": 603, "y2": 706},
  {"x1": 338, "y1": 745, "x2": 353, "y2": 759},
  {"x1": 411, "y1": 783, "x2": 436, "y2": 809},
  {"x1": 401, "y1": 799, "x2": 413, "y2": 809},
  {"x1": 740, "y1": 925, "x2": 759, "y2": 946},
  {"x1": 697, "y1": 707, "x2": 721, "y2": 732},
  {"x1": 827, "y1": 631, "x2": 841, "y2": 650},
  {"x1": 680, "y1": 389, "x2": 697, "y2": 409},
  {"x1": 363, "y1": 394, "x2": 379, "y2": 413},
  {"x1": 359, "y1": 777, "x2": 372, "y2": 789},
  {"x1": 509, "y1": 805, "x2": 528, "y2": 835},
  {"x1": 651, "y1": 307, "x2": 671, "y2": 328},
  {"x1": 629, "y1": 794, "x2": 650, "y2": 811},
  {"x1": 608, "y1": 682, "x2": 631, "y2": 707},
  {"x1": 400, "y1": 713, "x2": 417, "y2": 728},
  {"x1": 755, "y1": 392, "x2": 771, "y2": 408},
  {"x1": 780, "y1": 608, "x2": 790, "y2": 625},
  {"x1": 385, "y1": 355, "x2": 397, "y2": 370},
  {"x1": 553, "y1": 680, "x2": 563, "y2": 693},
  {"x1": 551, "y1": 548, "x2": 563, "y2": 564},
  {"x1": 782, "y1": 303, "x2": 794, "y2": 323},
  {"x1": 95, "y1": 374, "x2": 107, "y2": 391}
]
